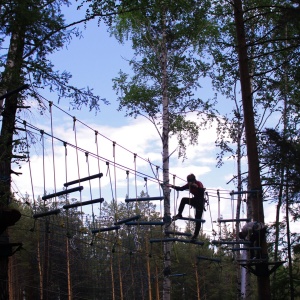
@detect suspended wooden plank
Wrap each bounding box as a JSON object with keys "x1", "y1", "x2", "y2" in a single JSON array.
[
  {"x1": 91, "y1": 226, "x2": 120, "y2": 234},
  {"x1": 165, "y1": 231, "x2": 192, "y2": 237},
  {"x1": 125, "y1": 196, "x2": 164, "y2": 203},
  {"x1": 63, "y1": 198, "x2": 104, "y2": 209},
  {"x1": 126, "y1": 221, "x2": 164, "y2": 226},
  {"x1": 176, "y1": 238, "x2": 204, "y2": 246},
  {"x1": 33, "y1": 209, "x2": 61, "y2": 218},
  {"x1": 230, "y1": 190, "x2": 260, "y2": 195},
  {"x1": 150, "y1": 238, "x2": 178, "y2": 243},
  {"x1": 169, "y1": 273, "x2": 186, "y2": 277},
  {"x1": 150, "y1": 238, "x2": 204, "y2": 245},
  {"x1": 211, "y1": 240, "x2": 251, "y2": 245},
  {"x1": 217, "y1": 218, "x2": 250, "y2": 223},
  {"x1": 64, "y1": 173, "x2": 103, "y2": 187},
  {"x1": 197, "y1": 255, "x2": 221, "y2": 263},
  {"x1": 114, "y1": 215, "x2": 141, "y2": 225},
  {"x1": 176, "y1": 217, "x2": 205, "y2": 223},
  {"x1": 42, "y1": 186, "x2": 83, "y2": 200}
]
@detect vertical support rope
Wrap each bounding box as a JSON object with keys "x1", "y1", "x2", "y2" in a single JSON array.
[
  {"x1": 171, "y1": 175, "x2": 177, "y2": 232},
  {"x1": 63, "y1": 142, "x2": 71, "y2": 237},
  {"x1": 40, "y1": 130, "x2": 46, "y2": 198},
  {"x1": 172, "y1": 175, "x2": 177, "y2": 216},
  {"x1": 217, "y1": 189, "x2": 221, "y2": 238},
  {"x1": 85, "y1": 152, "x2": 95, "y2": 229},
  {"x1": 231, "y1": 191, "x2": 234, "y2": 237},
  {"x1": 126, "y1": 170, "x2": 130, "y2": 200},
  {"x1": 49, "y1": 101, "x2": 57, "y2": 207},
  {"x1": 133, "y1": 154, "x2": 138, "y2": 212},
  {"x1": 112, "y1": 142, "x2": 118, "y2": 221},
  {"x1": 40, "y1": 130, "x2": 46, "y2": 216},
  {"x1": 72, "y1": 117, "x2": 83, "y2": 220},
  {"x1": 156, "y1": 166, "x2": 163, "y2": 217},
  {"x1": 106, "y1": 162, "x2": 117, "y2": 223},
  {"x1": 95, "y1": 131, "x2": 102, "y2": 220},
  {"x1": 144, "y1": 177, "x2": 149, "y2": 220},
  {"x1": 23, "y1": 121, "x2": 36, "y2": 210}
]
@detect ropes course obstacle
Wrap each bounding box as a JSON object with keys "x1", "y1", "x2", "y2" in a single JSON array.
[
  {"x1": 42, "y1": 186, "x2": 83, "y2": 201},
  {"x1": 114, "y1": 215, "x2": 141, "y2": 225},
  {"x1": 150, "y1": 238, "x2": 204, "y2": 246},
  {"x1": 9, "y1": 97, "x2": 288, "y2": 299},
  {"x1": 125, "y1": 196, "x2": 164, "y2": 202},
  {"x1": 63, "y1": 198, "x2": 104, "y2": 210},
  {"x1": 63, "y1": 173, "x2": 103, "y2": 187},
  {"x1": 33, "y1": 209, "x2": 61, "y2": 219},
  {"x1": 164, "y1": 231, "x2": 192, "y2": 237}
]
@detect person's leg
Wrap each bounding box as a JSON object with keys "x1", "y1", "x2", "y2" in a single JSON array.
[
  {"x1": 192, "y1": 197, "x2": 204, "y2": 239},
  {"x1": 178, "y1": 197, "x2": 190, "y2": 215},
  {"x1": 249, "y1": 234, "x2": 256, "y2": 259},
  {"x1": 174, "y1": 197, "x2": 190, "y2": 219},
  {"x1": 256, "y1": 228, "x2": 266, "y2": 259}
]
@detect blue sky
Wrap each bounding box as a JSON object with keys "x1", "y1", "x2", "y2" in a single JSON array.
[{"x1": 9, "y1": 2, "x2": 283, "y2": 237}]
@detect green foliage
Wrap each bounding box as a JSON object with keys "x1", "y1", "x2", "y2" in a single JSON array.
[
  {"x1": 261, "y1": 128, "x2": 300, "y2": 194},
  {"x1": 109, "y1": 0, "x2": 217, "y2": 159},
  {"x1": 0, "y1": 0, "x2": 108, "y2": 112}
]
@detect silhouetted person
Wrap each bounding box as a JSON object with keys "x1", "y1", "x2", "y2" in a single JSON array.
[
  {"x1": 168, "y1": 174, "x2": 205, "y2": 241},
  {"x1": 239, "y1": 221, "x2": 266, "y2": 259}
]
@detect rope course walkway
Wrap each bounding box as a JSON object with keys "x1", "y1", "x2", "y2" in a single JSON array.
[{"x1": 6, "y1": 94, "x2": 286, "y2": 300}]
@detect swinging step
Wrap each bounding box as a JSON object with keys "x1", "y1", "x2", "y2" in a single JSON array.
[
  {"x1": 169, "y1": 273, "x2": 186, "y2": 277},
  {"x1": 197, "y1": 256, "x2": 221, "y2": 263},
  {"x1": 230, "y1": 190, "x2": 260, "y2": 195},
  {"x1": 177, "y1": 238, "x2": 204, "y2": 245},
  {"x1": 176, "y1": 217, "x2": 205, "y2": 223},
  {"x1": 165, "y1": 231, "x2": 192, "y2": 237},
  {"x1": 114, "y1": 215, "x2": 141, "y2": 225},
  {"x1": 63, "y1": 198, "x2": 104, "y2": 209},
  {"x1": 126, "y1": 221, "x2": 164, "y2": 226},
  {"x1": 150, "y1": 238, "x2": 204, "y2": 245},
  {"x1": 217, "y1": 218, "x2": 250, "y2": 223},
  {"x1": 42, "y1": 186, "x2": 83, "y2": 201},
  {"x1": 33, "y1": 209, "x2": 61, "y2": 218},
  {"x1": 212, "y1": 240, "x2": 251, "y2": 245},
  {"x1": 91, "y1": 226, "x2": 120, "y2": 234},
  {"x1": 150, "y1": 238, "x2": 178, "y2": 243},
  {"x1": 125, "y1": 196, "x2": 164, "y2": 202},
  {"x1": 64, "y1": 173, "x2": 103, "y2": 187}
]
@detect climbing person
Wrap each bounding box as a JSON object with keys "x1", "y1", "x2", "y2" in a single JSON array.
[
  {"x1": 238, "y1": 221, "x2": 266, "y2": 259},
  {"x1": 168, "y1": 174, "x2": 205, "y2": 241}
]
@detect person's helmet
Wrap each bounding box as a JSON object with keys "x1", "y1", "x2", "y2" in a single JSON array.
[{"x1": 187, "y1": 174, "x2": 196, "y2": 182}]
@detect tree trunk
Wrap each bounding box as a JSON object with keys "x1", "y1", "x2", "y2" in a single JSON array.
[
  {"x1": 110, "y1": 254, "x2": 115, "y2": 300},
  {"x1": 155, "y1": 264, "x2": 160, "y2": 300},
  {"x1": 285, "y1": 183, "x2": 294, "y2": 299},
  {"x1": 117, "y1": 251, "x2": 123, "y2": 300},
  {"x1": 235, "y1": 115, "x2": 243, "y2": 299},
  {"x1": 66, "y1": 238, "x2": 72, "y2": 300},
  {"x1": 0, "y1": 18, "x2": 25, "y2": 298},
  {"x1": 43, "y1": 221, "x2": 50, "y2": 300},
  {"x1": 146, "y1": 240, "x2": 152, "y2": 300},
  {"x1": 37, "y1": 231, "x2": 44, "y2": 300},
  {"x1": 161, "y1": 6, "x2": 171, "y2": 300},
  {"x1": 232, "y1": 0, "x2": 270, "y2": 298},
  {"x1": 195, "y1": 264, "x2": 200, "y2": 300}
]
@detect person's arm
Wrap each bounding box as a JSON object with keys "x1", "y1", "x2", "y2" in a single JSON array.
[{"x1": 171, "y1": 184, "x2": 188, "y2": 191}]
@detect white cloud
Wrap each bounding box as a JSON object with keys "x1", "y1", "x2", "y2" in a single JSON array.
[{"x1": 11, "y1": 107, "x2": 298, "y2": 239}]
